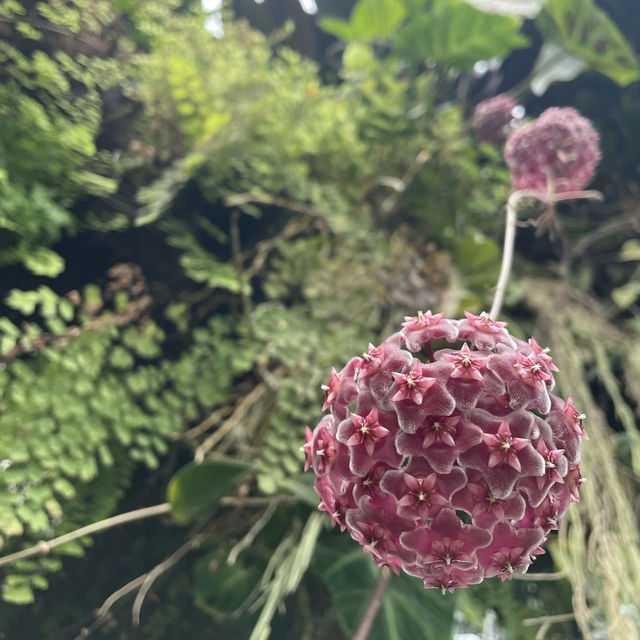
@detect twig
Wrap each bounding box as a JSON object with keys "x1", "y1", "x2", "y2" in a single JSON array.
[
  {"x1": 73, "y1": 574, "x2": 148, "y2": 640},
  {"x1": 352, "y1": 569, "x2": 391, "y2": 640},
  {"x1": 224, "y1": 192, "x2": 325, "y2": 219},
  {"x1": 0, "y1": 503, "x2": 170, "y2": 568},
  {"x1": 132, "y1": 536, "x2": 202, "y2": 626},
  {"x1": 230, "y1": 209, "x2": 254, "y2": 324},
  {"x1": 522, "y1": 612, "x2": 576, "y2": 626},
  {"x1": 568, "y1": 210, "x2": 638, "y2": 259},
  {"x1": 220, "y1": 495, "x2": 298, "y2": 507},
  {"x1": 179, "y1": 405, "x2": 233, "y2": 441},
  {"x1": 227, "y1": 500, "x2": 280, "y2": 566},
  {"x1": 535, "y1": 621, "x2": 551, "y2": 640},
  {"x1": 513, "y1": 570, "x2": 567, "y2": 581},
  {"x1": 194, "y1": 375, "x2": 279, "y2": 462},
  {"x1": 379, "y1": 150, "x2": 431, "y2": 215}
]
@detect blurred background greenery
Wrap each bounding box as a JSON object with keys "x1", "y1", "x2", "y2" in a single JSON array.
[{"x1": 0, "y1": 0, "x2": 639, "y2": 638}]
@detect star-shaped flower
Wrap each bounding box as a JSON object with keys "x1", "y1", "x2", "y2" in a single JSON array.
[
  {"x1": 391, "y1": 362, "x2": 437, "y2": 405},
  {"x1": 353, "y1": 521, "x2": 392, "y2": 558},
  {"x1": 321, "y1": 367, "x2": 340, "y2": 411},
  {"x1": 401, "y1": 310, "x2": 443, "y2": 330},
  {"x1": 463, "y1": 311, "x2": 508, "y2": 334},
  {"x1": 355, "y1": 464, "x2": 388, "y2": 500},
  {"x1": 301, "y1": 426, "x2": 313, "y2": 472},
  {"x1": 422, "y1": 416, "x2": 460, "y2": 448},
  {"x1": 356, "y1": 343, "x2": 386, "y2": 379},
  {"x1": 481, "y1": 421, "x2": 530, "y2": 472},
  {"x1": 528, "y1": 337, "x2": 559, "y2": 372},
  {"x1": 316, "y1": 479, "x2": 353, "y2": 532},
  {"x1": 532, "y1": 493, "x2": 568, "y2": 532},
  {"x1": 563, "y1": 396, "x2": 589, "y2": 439},
  {"x1": 442, "y1": 343, "x2": 488, "y2": 380},
  {"x1": 397, "y1": 472, "x2": 449, "y2": 521},
  {"x1": 346, "y1": 408, "x2": 390, "y2": 455},
  {"x1": 514, "y1": 351, "x2": 552, "y2": 391},
  {"x1": 311, "y1": 424, "x2": 338, "y2": 475},
  {"x1": 422, "y1": 567, "x2": 483, "y2": 593},
  {"x1": 567, "y1": 463, "x2": 586, "y2": 503},
  {"x1": 485, "y1": 546, "x2": 532, "y2": 582},
  {"x1": 467, "y1": 482, "x2": 507, "y2": 522},
  {"x1": 534, "y1": 440, "x2": 565, "y2": 489}
]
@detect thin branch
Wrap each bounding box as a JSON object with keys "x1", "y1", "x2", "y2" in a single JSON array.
[
  {"x1": 224, "y1": 192, "x2": 325, "y2": 219},
  {"x1": 179, "y1": 405, "x2": 233, "y2": 441},
  {"x1": 568, "y1": 210, "x2": 638, "y2": 259},
  {"x1": 194, "y1": 373, "x2": 281, "y2": 462},
  {"x1": 522, "y1": 612, "x2": 576, "y2": 626},
  {"x1": 379, "y1": 150, "x2": 431, "y2": 215},
  {"x1": 227, "y1": 500, "x2": 280, "y2": 566},
  {"x1": 352, "y1": 569, "x2": 391, "y2": 640},
  {"x1": 0, "y1": 503, "x2": 170, "y2": 568},
  {"x1": 220, "y1": 495, "x2": 298, "y2": 507},
  {"x1": 73, "y1": 574, "x2": 148, "y2": 640},
  {"x1": 230, "y1": 208, "x2": 254, "y2": 325},
  {"x1": 513, "y1": 570, "x2": 567, "y2": 581},
  {"x1": 132, "y1": 536, "x2": 202, "y2": 626}
]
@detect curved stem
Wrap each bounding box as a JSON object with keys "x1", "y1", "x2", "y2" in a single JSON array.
[
  {"x1": 352, "y1": 568, "x2": 391, "y2": 640},
  {"x1": 489, "y1": 191, "x2": 523, "y2": 319},
  {"x1": 489, "y1": 188, "x2": 603, "y2": 320},
  {"x1": 0, "y1": 503, "x2": 171, "y2": 568}
]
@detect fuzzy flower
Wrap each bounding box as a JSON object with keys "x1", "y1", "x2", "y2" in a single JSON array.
[
  {"x1": 473, "y1": 95, "x2": 523, "y2": 146},
  {"x1": 304, "y1": 313, "x2": 585, "y2": 591},
  {"x1": 505, "y1": 106, "x2": 600, "y2": 195}
]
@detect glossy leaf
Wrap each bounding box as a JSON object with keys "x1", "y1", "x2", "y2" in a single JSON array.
[{"x1": 167, "y1": 459, "x2": 250, "y2": 523}]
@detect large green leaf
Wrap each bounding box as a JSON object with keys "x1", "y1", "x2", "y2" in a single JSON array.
[
  {"x1": 394, "y1": 0, "x2": 528, "y2": 70},
  {"x1": 167, "y1": 459, "x2": 250, "y2": 523},
  {"x1": 320, "y1": 0, "x2": 406, "y2": 42},
  {"x1": 314, "y1": 532, "x2": 456, "y2": 640},
  {"x1": 537, "y1": 0, "x2": 640, "y2": 86}
]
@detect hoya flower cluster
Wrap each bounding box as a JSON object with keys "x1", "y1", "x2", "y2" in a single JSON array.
[
  {"x1": 303, "y1": 311, "x2": 587, "y2": 592},
  {"x1": 473, "y1": 94, "x2": 524, "y2": 147},
  {"x1": 505, "y1": 106, "x2": 600, "y2": 195}
]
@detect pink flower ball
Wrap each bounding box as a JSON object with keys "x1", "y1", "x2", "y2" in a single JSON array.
[
  {"x1": 303, "y1": 311, "x2": 587, "y2": 592},
  {"x1": 473, "y1": 95, "x2": 523, "y2": 147},
  {"x1": 505, "y1": 107, "x2": 600, "y2": 195}
]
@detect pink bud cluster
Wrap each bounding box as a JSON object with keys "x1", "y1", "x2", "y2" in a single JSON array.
[
  {"x1": 303, "y1": 311, "x2": 587, "y2": 592},
  {"x1": 505, "y1": 107, "x2": 600, "y2": 195},
  {"x1": 473, "y1": 95, "x2": 523, "y2": 147}
]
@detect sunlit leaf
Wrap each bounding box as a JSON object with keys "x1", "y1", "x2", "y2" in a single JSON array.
[
  {"x1": 619, "y1": 239, "x2": 640, "y2": 262},
  {"x1": 23, "y1": 248, "x2": 65, "y2": 277}
]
